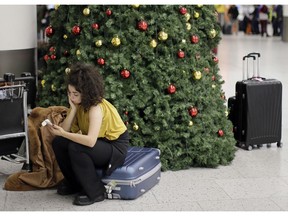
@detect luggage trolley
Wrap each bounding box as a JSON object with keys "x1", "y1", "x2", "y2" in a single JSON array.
[{"x1": 0, "y1": 73, "x2": 34, "y2": 171}]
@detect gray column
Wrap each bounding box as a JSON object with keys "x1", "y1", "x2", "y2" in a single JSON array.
[
  {"x1": 282, "y1": 5, "x2": 288, "y2": 42},
  {"x1": 0, "y1": 5, "x2": 37, "y2": 107}
]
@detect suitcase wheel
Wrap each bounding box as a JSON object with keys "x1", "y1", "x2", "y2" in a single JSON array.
[
  {"x1": 277, "y1": 142, "x2": 283, "y2": 148},
  {"x1": 247, "y1": 145, "x2": 253, "y2": 151}
]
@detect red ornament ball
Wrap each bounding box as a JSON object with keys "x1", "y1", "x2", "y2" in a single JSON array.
[
  {"x1": 177, "y1": 50, "x2": 185, "y2": 58},
  {"x1": 45, "y1": 26, "x2": 54, "y2": 37},
  {"x1": 43, "y1": 54, "x2": 50, "y2": 61},
  {"x1": 50, "y1": 54, "x2": 57, "y2": 60},
  {"x1": 97, "y1": 58, "x2": 105, "y2": 66},
  {"x1": 179, "y1": 7, "x2": 187, "y2": 15},
  {"x1": 72, "y1": 25, "x2": 81, "y2": 35},
  {"x1": 91, "y1": 23, "x2": 100, "y2": 30},
  {"x1": 189, "y1": 107, "x2": 198, "y2": 117},
  {"x1": 167, "y1": 84, "x2": 176, "y2": 94},
  {"x1": 218, "y1": 129, "x2": 224, "y2": 137},
  {"x1": 213, "y1": 56, "x2": 219, "y2": 64},
  {"x1": 137, "y1": 20, "x2": 148, "y2": 31},
  {"x1": 63, "y1": 50, "x2": 70, "y2": 57},
  {"x1": 191, "y1": 35, "x2": 199, "y2": 44},
  {"x1": 49, "y1": 46, "x2": 56, "y2": 53},
  {"x1": 120, "y1": 69, "x2": 130, "y2": 78},
  {"x1": 106, "y1": 9, "x2": 112, "y2": 16}
]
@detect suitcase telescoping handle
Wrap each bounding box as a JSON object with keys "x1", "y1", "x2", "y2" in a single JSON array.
[
  {"x1": 242, "y1": 52, "x2": 264, "y2": 81},
  {"x1": 242, "y1": 55, "x2": 255, "y2": 80},
  {"x1": 247, "y1": 52, "x2": 261, "y2": 78}
]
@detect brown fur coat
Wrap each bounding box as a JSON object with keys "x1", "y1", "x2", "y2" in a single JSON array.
[{"x1": 4, "y1": 106, "x2": 68, "y2": 191}]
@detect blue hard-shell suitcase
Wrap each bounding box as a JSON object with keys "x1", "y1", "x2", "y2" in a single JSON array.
[{"x1": 99, "y1": 146, "x2": 161, "y2": 200}]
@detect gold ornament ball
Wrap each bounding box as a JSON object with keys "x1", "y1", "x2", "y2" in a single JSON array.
[
  {"x1": 41, "y1": 80, "x2": 46, "y2": 88},
  {"x1": 132, "y1": 5, "x2": 140, "y2": 8},
  {"x1": 54, "y1": 5, "x2": 60, "y2": 10},
  {"x1": 212, "y1": 84, "x2": 216, "y2": 88},
  {"x1": 65, "y1": 68, "x2": 71, "y2": 74},
  {"x1": 51, "y1": 84, "x2": 57, "y2": 92},
  {"x1": 189, "y1": 121, "x2": 193, "y2": 126},
  {"x1": 111, "y1": 36, "x2": 121, "y2": 46},
  {"x1": 63, "y1": 34, "x2": 68, "y2": 40},
  {"x1": 182, "y1": 39, "x2": 186, "y2": 43},
  {"x1": 76, "y1": 50, "x2": 81, "y2": 55},
  {"x1": 133, "y1": 123, "x2": 139, "y2": 131},
  {"x1": 95, "y1": 40, "x2": 103, "y2": 47},
  {"x1": 150, "y1": 39, "x2": 157, "y2": 48},
  {"x1": 197, "y1": 5, "x2": 203, "y2": 8},
  {"x1": 158, "y1": 31, "x2": 168, "y2": 41},
  {"x1": 194, "y1": 11, "x2": 200, "y2": 18},
  {"x1": 184, "y1": 13, "x2": 191, "y2": 22},
  {"x1": 186, "y1": 23, "x2": 191, "y2": 30},
  {"x1": 209, "y1": 29, "x2": 217, "y2": 38},
  {"x1": 225, "y1": 110, "x2": 229, "y2": 117},
  {"x1": 83, "y1": 8, "x2": 90, "y2": 16},
  {"x1": 193, "y1": 71, "x2": 202, "y2": 80}
]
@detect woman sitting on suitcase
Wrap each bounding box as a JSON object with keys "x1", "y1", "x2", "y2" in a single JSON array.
[{"x1": 48, "y1": 62, "x2": 129, "y2": 206}]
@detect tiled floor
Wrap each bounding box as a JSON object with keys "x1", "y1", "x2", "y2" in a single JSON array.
[{"x1": 1, "y1": 31, "x2": 288, "y2": 211}]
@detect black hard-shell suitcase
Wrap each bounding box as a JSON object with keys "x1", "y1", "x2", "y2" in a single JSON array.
[{"x1": 228, "y1": 52, "x2": 282, "y2": 150}]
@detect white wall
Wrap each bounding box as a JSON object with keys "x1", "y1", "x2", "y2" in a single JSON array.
[
  {"x1": 0, "y1": 5, "x2": 37, "y2": 51},
  {"x1": 284, "y1": 5, "x2": 288, "y2": 16}
]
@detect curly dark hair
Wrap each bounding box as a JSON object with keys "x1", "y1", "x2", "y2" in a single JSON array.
[{"x1": 66, "y1": 62, "x2": 104, "y2": 112}]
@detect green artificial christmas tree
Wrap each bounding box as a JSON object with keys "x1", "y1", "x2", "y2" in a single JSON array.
[{"x1": 37, "y1": 5, "x2": 236, "y2": 170}]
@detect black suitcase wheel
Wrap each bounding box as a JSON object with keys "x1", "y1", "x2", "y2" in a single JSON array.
[
  {"x1": 277, "y1": 142, "x2": 283, "y2": 148},
  {"x1": 247, "y1": 145, "x2": 253, "y2": 151},
  {"x1": 257, "y1": 144, "x2": 263, "y2": 148}
]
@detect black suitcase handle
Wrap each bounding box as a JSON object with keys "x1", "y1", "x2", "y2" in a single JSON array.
[
  {"x1": 248, "y1": 52, "x2": 260, "y2": 58},
  {"x1": 242, "y1": 55, "x2": 255, "y2": 80},
  {"x1": 248, "y1": 52, "x2": 265, "y2": 80},
  {"x1": 243, "y1": 52, "x2": 265, "y2": 81},
  {"x1": 248, "y1": 52, "x2": 261, "y2": 78}
]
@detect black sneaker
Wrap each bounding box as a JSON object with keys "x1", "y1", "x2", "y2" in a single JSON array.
[
  {"x1": 73, "y1": 192, "x2": 105, "y2": 206},
  {"x1": 57, "y1": 181, "x2": 81, "y2": 195}
]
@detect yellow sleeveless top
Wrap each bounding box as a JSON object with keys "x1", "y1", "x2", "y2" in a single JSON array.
[{"x1": 70, "y1": 99, "x2": 127, "y2": 140}]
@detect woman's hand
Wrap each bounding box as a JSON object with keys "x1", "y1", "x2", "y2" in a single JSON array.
[
  {"x1": 48, "y1": 124, "x2": 66, "y2": 137},
  {"x1": 68, "y1": 96, "x2": 77, "y2": 111}
]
